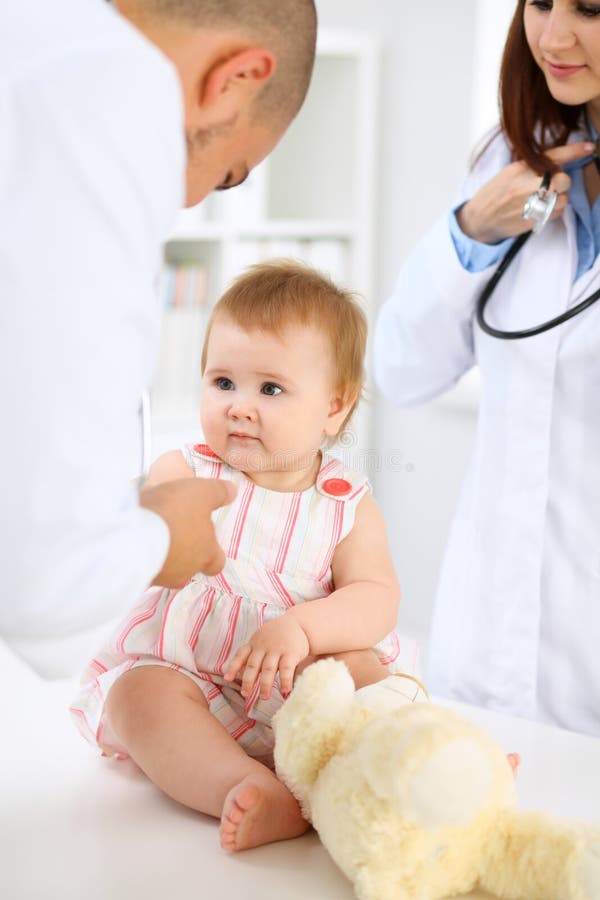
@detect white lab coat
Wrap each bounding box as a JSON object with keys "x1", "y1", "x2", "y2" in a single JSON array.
[
  {"x1": 0, "y1": 0, "x2": 185, "y2": 673},
  {"x1": 374, "y1": 134, "x2": 600, "y2": 736}
]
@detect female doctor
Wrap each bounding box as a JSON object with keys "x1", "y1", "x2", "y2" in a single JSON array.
[{"x1": 374, "y1": 0, "x2": 600, "y2": 737}]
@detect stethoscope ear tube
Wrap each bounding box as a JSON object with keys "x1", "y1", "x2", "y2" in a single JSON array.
[{"x1": 476, "y1": 229, "x2": 600, "y2": 340}]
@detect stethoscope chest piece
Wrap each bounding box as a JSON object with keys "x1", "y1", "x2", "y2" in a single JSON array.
[{"x1": 521, "y1": 172, "x2": 557, "y2": 234}]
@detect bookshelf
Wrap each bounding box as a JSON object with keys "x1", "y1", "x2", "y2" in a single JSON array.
[{"x1": 151, "y1": 29, "x2": 380, "y2": 460}]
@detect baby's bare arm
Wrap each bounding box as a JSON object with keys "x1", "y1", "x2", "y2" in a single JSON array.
[
  {"x1": 225, "y1": 495, "x2": 398, "y2": 700},
  {"x1": 289, "y1": 494, "x2": 400, "y2": 655},
  {"x1": 143, "y1": 449, "x2": 195, "y2": 486}
]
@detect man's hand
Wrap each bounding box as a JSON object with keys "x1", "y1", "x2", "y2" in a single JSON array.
[
  {"x1": 140, "y1": 477, "x2": 236, "y2": 587},
  {"x1": 223, "y1": 614, "x2": 310, "y2": 700}
]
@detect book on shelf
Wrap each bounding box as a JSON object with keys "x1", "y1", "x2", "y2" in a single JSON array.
[
  {"x1": 152, "y1": 261, "x2": 211, "y2": 415},
  {"x1": 152, "y1": 305, "x2": 206, "y2": 416},
  {"x1": 159, "y1": 263, "x2": 210, "y2": 309}
]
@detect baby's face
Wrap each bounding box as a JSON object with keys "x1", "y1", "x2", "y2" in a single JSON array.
[{"x1": 200, "y1": 316, "x2": 347, "y2": 490}]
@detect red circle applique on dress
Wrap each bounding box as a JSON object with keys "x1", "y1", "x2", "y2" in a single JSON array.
[
  {"x1": 322, "y1": 477, "x2": 352, "y2": 497},
  {"x1": 193, "y1": 443, "x2": 220, "y2": 458}
]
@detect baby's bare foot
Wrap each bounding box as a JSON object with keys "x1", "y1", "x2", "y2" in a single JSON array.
[{"x1": 220, "y1": 775, "x2": 308, "y2": 852}]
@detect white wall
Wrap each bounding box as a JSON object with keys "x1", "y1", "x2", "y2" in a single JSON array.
[
  {"x1": 315, "y1": 0, "x2": 515, "y2": 646},
  {"x1": 470, "y1": 0, "x2": 519, "y2": 143}
]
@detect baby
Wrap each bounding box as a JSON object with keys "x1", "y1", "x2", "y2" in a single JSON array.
[{"x1": 70, "y1": 260, "x2": 425, "y2": 852}]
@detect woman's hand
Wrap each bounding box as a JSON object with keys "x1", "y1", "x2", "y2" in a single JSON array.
[
  {"x1": 457, "y1": 141, "x2": 595, "y2": 245},
  {"x1": 223, "y1": 615, "x2": 310, "y2": 701}
]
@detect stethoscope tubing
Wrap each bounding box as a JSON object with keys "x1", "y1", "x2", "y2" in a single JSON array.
[
  {"x1": 476, "y1": 229, "x2": 600, "y2": 339},
  {"x1": 476, "y1": 165, "x2": 600, "y2": 339}
]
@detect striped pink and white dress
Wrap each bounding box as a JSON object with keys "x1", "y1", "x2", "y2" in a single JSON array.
[{"x1": 71, "y1": 444, "x2": 402, "y2": 764}]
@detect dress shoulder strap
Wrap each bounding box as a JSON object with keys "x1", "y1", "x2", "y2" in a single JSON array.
[
  {"x1": 182, "y1": 442, "x2": 228, "y2": 480},
  {"x1": 315, "y1": 452, "x2": 371, "y2": 507}
]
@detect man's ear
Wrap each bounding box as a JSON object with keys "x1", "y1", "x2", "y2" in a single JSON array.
[{"x1": 198, "y1": 48, "x2": 276, "y2": 120}]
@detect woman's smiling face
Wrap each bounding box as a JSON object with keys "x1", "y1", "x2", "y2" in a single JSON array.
[{"x1": 524, "y1": 0, "x2": 600, "y2": 111}]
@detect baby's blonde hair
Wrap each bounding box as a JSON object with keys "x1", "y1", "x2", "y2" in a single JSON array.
[{"x1": 201, "y1": 260, "x2": 367, "y2": 434}]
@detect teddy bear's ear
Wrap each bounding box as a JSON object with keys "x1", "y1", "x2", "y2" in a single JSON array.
[{"x1": 273, "y1": 659, "x2": 355, "y2": 818}]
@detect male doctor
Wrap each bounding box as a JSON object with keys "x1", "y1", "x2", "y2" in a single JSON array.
[{"x1": 0, "y1": 0, "x2": 317, "y2": 674}]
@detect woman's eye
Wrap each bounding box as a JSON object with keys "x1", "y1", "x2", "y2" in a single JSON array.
[
  {"x1": 579, "y1": 4, "x2": 600, "y2": 17},
  {"x1": 529, "y1": 0, "x2": 552, "y2": 10},
  {"x1": 215, "y1": 377, "x2": 234, "y2": 391},
  {"x1": 261, "y1": 382, "x2": 283, "y2": 397}
]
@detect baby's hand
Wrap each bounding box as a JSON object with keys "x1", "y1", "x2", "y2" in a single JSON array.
[{"x1": 223, "y1": 615, "x2": 310, "y2": 701}]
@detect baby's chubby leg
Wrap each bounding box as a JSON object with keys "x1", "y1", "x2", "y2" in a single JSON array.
[{"x1": 105, "y1": 666, "x2": 308, "y2": 851}]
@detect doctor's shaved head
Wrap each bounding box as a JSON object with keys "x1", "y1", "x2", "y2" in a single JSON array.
[{"x1": 124, "y1": 0, "x2": 317, "y2": 127}]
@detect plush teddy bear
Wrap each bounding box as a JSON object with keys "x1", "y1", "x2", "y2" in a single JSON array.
[{"x1": 273, "y1": 658, "x2": 600, "y2": 900}]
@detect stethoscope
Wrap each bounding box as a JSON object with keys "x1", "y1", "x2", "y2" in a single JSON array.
[{"x1": 476, "y1": 162, "x2": 600, "y2": 340}]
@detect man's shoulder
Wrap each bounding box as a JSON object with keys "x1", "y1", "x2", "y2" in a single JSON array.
[
  {"x1": 1, "y1": 0, "x2": 185, "y2": 228},
  {"x1": 0, "y1": 0, "x2": 185, "y2": 265},
  {"x1": 0, "y1": 0, "x2": 175, "y2": 100}
]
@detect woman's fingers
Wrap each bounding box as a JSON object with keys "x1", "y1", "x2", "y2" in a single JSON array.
[
  {"x1": 545, "y1": 141, "x2": 595, "y2": 166},
  {"x1": 549, "y1": 192, "x2": 569, "y2": 222},
  {"x1": 460, "y1": 141, "x2": 594, "y2": 245},
  {"x1": 550, "y1": 171, "x2": 571, "y2": 194},
  {"x1": 527, "y1": 171, "x2": 570, "y2": 226}
]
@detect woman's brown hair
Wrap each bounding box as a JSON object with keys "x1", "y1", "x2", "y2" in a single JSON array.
[{"x1": 498, "y1": 0, "x2": 584, "y2": 174}]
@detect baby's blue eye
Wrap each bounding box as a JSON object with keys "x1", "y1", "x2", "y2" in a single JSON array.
[
  {"x1": 216, "y1": 377, "x2": 234, "y2": 391},
  {"x1": 261, "y1": 382, "x2": 282, "y2": 396}
]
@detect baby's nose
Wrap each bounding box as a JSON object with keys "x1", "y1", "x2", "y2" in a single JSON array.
[{"x1": 228, "y1": 400, "x2": 256, "y2": 421}]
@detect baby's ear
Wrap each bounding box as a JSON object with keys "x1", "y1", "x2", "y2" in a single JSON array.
[{"x1": 323, "y1": 391, "x2": 355, "y2": 437}]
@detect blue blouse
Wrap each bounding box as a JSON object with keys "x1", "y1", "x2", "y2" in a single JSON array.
[{"x1": 449, "y1": 151, "x2": 600, "y2": 282}]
